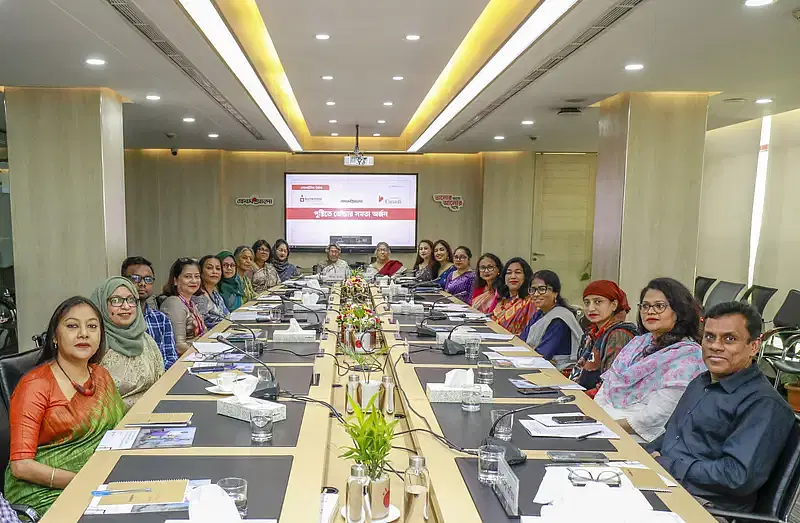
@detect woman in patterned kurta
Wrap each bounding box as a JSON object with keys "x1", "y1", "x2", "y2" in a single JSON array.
[
  {"x1": 443, "y1": 246, "x2": 477, "y2": 304},
  {"x1": 492, "y1": 257, "x2": 538, "y2": 336},
  {"x1": 5, "y1": 297, "x2": 125, "y2": 516}
]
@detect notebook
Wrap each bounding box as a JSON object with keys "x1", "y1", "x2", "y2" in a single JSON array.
[
  {"x1": 98, "y1": 479, "x2": 188, "y2": 506},
  {"x1": 124, "y1": 412, "x2": 193, "y2": 427}
]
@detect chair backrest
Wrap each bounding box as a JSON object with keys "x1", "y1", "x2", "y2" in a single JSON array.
[
  {"x1": 694, "y1": 276, "x2": 716, "y2": 304},
  {"x1": 740, "y1": 285, "x2": 778, "y2": 316},
  {"x1": 0, "y1": 348, "x2": 43, "y2": 409},
  {"x1": 774, "y1": 290, "x2": 800, "y2": 330},
  {"x1": 0, "y1": 396, "x2": 10, "y2": 493},
  {"x1": 754, "y1": 416, "x2": 800, "y2": 518},
  {"x1": 704, "y1": 281, "x2": 746, "y2": 310}
]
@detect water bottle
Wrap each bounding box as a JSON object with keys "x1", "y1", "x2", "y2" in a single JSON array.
[
  {"x1": 381, "y1": 375, "x2": 395, "y2": 415},
  {"x1": 346, "y1": 464, "x2": 372, "y2": 523},
  {"x1": 403, "y1": 456, "x2": 430, "y2": 522},
  {"x1": 346, "y1": 374, "x2": 360, "y2": 414}
]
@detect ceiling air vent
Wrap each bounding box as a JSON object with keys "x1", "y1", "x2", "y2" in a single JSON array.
[{"x1": 557, "y1": 107, "x2": 582, "y2": 116}]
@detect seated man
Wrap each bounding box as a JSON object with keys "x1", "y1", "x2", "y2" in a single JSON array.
[
  {"x1": 647, "y1": 301, "x2": 794, "y2": 513},
  {"x1": 121, "y1": 256, "x2": 179, "y2": 370},
  {"x1": 319, "y1": 243, "x2": 350, "y2": 279}
]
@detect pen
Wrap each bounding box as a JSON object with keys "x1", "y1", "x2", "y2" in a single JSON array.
[
  {"x1": 576, "y1": 430, "x2": 603, "y2": 441},
  {"x1": 91, "y1": 488, "x2": 152, "y2": 497}
]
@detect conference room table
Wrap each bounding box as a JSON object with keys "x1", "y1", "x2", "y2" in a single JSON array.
[{"x1": 44, "y1": 282, "x2": 715, "y2": 522}]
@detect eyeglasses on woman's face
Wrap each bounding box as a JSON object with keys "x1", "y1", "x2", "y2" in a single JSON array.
[
  {"x1": 638, "y1": 301, "x2": 669, "y2": 314},
  {"x1": 530, "y1": 285, "x2": 552, "y2": 296},
  {"x1": 108, "y1": 296, "x2": 138, "y2": 308},
  {"x1": 478, "y1": 264, "x2": 497, "y2": 273}
]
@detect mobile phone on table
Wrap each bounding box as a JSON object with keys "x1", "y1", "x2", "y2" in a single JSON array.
[
  {"x1": 516, "y1": 386, "x2": 559, "y2": 395},
  {"x1": 547, "y1": 451, "x2": 608, "y2": 463},
  {"x1": 552, "y1": 415, "x2": 596, "y2": 424}
]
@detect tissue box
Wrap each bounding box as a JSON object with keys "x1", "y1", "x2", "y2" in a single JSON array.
[
  {"x1": 436, "y1": 329, "x2": 478, "y2": 345},
  {"x1": 216, "y1": 396, "x2": 287, "y2": 422},
  {"x1": 426, "y1": 383, "x2": 493, "y2": 403},
  {"x1": 272, "y1": 329, "x2": 317, "y2": 343},
  {"x1": 390, "y1": 303, "x2": 425, "y2": 314}
]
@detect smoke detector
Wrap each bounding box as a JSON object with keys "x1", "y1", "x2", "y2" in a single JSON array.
[{"x1": 557, "y1": 107, "x2": 583, "y2": 116}]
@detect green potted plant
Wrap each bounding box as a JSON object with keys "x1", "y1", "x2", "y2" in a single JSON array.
[
  {"x1": 781, "y1": 373, "x2": 800, "y2": 411},
  {"x1": 343, "y1": 345, "x2": 382, "y2": 410},
  {"x1": 341, "y1": 395, "x2": 398, "y2": 520}
]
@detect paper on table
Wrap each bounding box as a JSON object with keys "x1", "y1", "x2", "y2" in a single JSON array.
[
  {"x1": 124, "y1": 412, "x2": 193, "y2": 427},
  {"x1": 480, "y1": 333, "x2": 516, "y2": 341},
  {"x1": 533, "y1": 467, "x2": 643, "y2": 505},
  {"x1": 520, "y1": 419, "x2": 619, "y2": 439},
  {"x1": 522, "y1": 509, "x2": 686, "y2": 523},
  {"x1": 184, "y1": 352, "x2": 244, "y2": 362},
  {"x1": 488, "y1": 355, "x2": 555, "y2": 370},
  {"x1": 256, "y1": 294, "x2": 282, "y2": 302},
  {"x1": 519, "y1": 371, "x2": 585, "y2": 389},
  {"x1": 98, "y1": 479, "x2": 189, "y2": 506},
  {"x1": 85, "y1": 479, "x2": 207, "y2": 515},
  {"x1": 192, "y1": 341, "x2": 231, "y2": 354},
  {"x1": 191, "y1": 362, "x2": 255, "y2": 373},
  {"x1": 97, "y1": 429, "x2": 139, "y2": 450},
  {"x1": 166, "y1": 521, "x2": 276, "y2": 523},
  {"x1": 610, "y1": 461, "x2": 679, "y2": 488},
  {"x1": 229, "y1": 310, "x2": 259, "y2": 321}
]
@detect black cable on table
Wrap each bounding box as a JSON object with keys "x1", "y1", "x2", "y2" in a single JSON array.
[{"x1": 280, "y1": 391, "x2": 345, "y2": 424}]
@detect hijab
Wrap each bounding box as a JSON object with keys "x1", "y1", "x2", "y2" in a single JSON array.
[
  {"x1": 583, "y1": 280, "x2": 630, "y2": 314},
  {"x1": 90, "y1": 276, "x2": 147, "y2": 357},
  {"x1": 217, "y1": 250, "x2": 243, "y2": 299}
]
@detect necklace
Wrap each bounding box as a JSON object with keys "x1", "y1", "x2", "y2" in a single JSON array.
[{"x1": 55, "y1": 359, "x2": 94, "y2": 396}]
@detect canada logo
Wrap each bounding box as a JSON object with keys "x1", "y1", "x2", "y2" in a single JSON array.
[{"x1": 378, "y1": 195, "x2": 384, "y2": 203}]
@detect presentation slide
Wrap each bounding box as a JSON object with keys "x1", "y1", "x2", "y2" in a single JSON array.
[{"x1": 285, "y1": 173, "x2": 418, "y2": 250}]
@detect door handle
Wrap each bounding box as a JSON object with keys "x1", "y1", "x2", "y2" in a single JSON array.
[{"x1": 531, "y1": 252, "x2": 545, "y2": 262}]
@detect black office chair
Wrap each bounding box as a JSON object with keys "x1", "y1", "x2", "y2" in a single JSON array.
[
  {"x1": 694, "y1": 276, "x2": 716, "y2": 305},
  {"x1": 706, "y1": 416, "x2": 800, "y2": 523},
  {"x1": 741, "y1": 285, "x2": 779, "y2": 316},
  {"x1": 760, "y1": 290, "x2": 800, "y2": 366},
  {"x1": 704, "y1": 281, "x2": 746, "y2": 310},
  {"x1": 0, "y1": 348, "x2": 43, "y2": 409}
]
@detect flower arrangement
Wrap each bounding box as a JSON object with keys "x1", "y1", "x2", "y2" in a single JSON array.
[
  {"x1": 336, "y1": 304, "x2": 382, "y2": 332},
  {"x1": 342, "y1": 272, "x2": 369, "y2": 301}
]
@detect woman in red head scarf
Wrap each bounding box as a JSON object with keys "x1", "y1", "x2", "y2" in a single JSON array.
[{"x1": 569, "y1": 280, "x2": 638, "y2": 391}]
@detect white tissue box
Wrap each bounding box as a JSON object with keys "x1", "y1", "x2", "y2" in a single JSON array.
[
  {"x1": 216, "y1": 397, "x2": 287, "y2": 423},
  {"x1": 272, "y1": 329, "x2": 317, "y2": 343},
  {"x1": 426, "y1": 383, "x2": 493, "y2": 403},
  {"x1": 435, "y1": 329, "x2": 477, "y2": 345},
  {"x1": 390, "y1": 303, "x2": 425, "y2": 315}
]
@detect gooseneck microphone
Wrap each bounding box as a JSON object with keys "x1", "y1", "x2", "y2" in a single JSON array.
[
  {"x1": 269, "y1": 293, "x2": 326, "y2": 333},
  {"x1": 211, "y1": 335, "x2": 280, "y2": 400},
  {"x1": 441, "y1": 319, "x2": 487, "y2": 355}
]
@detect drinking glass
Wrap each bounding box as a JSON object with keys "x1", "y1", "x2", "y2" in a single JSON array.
[
  {"x1": 217, "y1": 477, "x2": 248, "y2": 516},
  {"x1": 268, "y1": 307, "x2": 281, "y2": 323},
  {"x1": 257, "y1": 367, "x2": 275, "y2": 387},
  {"x1": 490, "y1": 409, "x2": 514, "y2": 441},
  {"x1": 217, "y1": 371, "x2": 237, "y2": 391},
  {"x1": 461, "y1": 384, "x2": 482, "y2": 412},
  {"x1": 464, "y1": 335, "x2": 482, "y2": 360},
  {"x1": 476, "y1": 360, "x2": 494, "y2": 385},
  {"x1": 244, "y1": 339, "x2": 260, "y2": 358},
  {"x1": 478, "y1": 445, "x2": 505, "y2": 485},
  {"x1": 250, "y1": 409, "x2": 274, "y2": 443}
]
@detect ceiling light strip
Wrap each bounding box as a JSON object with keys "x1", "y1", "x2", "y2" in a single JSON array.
[
  {"x1": 408, "y1": 0, "x2": 579, "y2": 153},
  {"x1": 747, "y1": 115, "x2": 772, "y2": 287},
  {"x1": 178, "y1": 0, "x2": 302, "y2": 151},
  {"x1": 445, "y1": 0, "x2": 646, "y2": 142}
]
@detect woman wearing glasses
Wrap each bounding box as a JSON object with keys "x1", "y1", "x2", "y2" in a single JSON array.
[
  {"x1": 471, "y1": 253, "x2": 503, "y2": 314},
  {"x1": 91, "y1": 277, "x2": 164, "y2": 411},
  {"x1": 192, "y1": 255, "x2": 229, "y2": 329},
  {"x1": 443, "y1": 246, "x2": 476, "y2": 303},
  {"x1": 250, "y1": 240, "x2": 280, "y2": 293},
  {"x1": 370, "y1": 242, "x2": 405, "y2": 276},
  {"x1": 491, "y1": 257, "x2": 538, "y2": 335},
  {"x1": 160, "y1": 258, "x2": 206, "y2": 355},
  {"x1": 521, "y1": 270, "x2": 583, "y2": 365},
  {"x1": 594, "y1": 277, "x2": 704, "y2": 442},
  {"x1": 431, "y1": 239, "x2": 455, "y2": 288}
]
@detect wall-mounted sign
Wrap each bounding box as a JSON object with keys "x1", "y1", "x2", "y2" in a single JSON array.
[
  {"x1": 344, "y1": 154, "x2": 374, "y2": 167},
  {"x1": 235, "y1": 196, "x2": 274, "y2": 206},
  {"x1": 433, "y1": 193, "x2": 464, "y2": 211}
]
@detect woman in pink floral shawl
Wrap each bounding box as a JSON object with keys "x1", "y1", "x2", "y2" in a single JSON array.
[{"x1": 594, "y1": 278, "x2": 704, "y2": 443}]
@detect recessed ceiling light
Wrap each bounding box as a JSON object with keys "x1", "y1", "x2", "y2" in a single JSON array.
[
  {"x1": 755, "y1": 98, "x2": 774, "y2": 104},
  {"x1": 373, "y1": 133, "x2": 381, "y2": 137},
  {"x1": 392, "y1": 76, "x2": 404, "y2": 81},
  {"x1": 625, "y1": 63, "x2": 644, "y2": 71},
  {"x1": 745, "y1": 0, "x2": 775, "y2": 6},
  {"x1": 521, "y1": 120, "x2": 534, "y2": 125},
  {"x1": 321, "y1": 75, "x2": 334, "y2": 81},
  {"x1": 331, "y1": 133, "x2": 339, "y2": 137},
  {"x1": 208, "y1": 133, "x2": 219, "y2": 138},
  {"x1": 183, "y1": 117, "x2": 196, "y2": 123},
  {"x1": 326, "y1": 101, "x2": 336, "y2": 106},
  {"x1": 377, "y1": 120, "x2": 386, "y2": 124},
  {"x1": 383, "y1": 101, "x2": 393, "y2": 106},
  {"x1": 329, "y1": 119, "x2": 338, "y2": 123},
  {"x1": 145, "y1": 94, "x2": 161, "y2": 101},
  {"x1": 494, "y1": 136, "x2": 505, "y2": 140},
  {"x1": 405, "y1": 35, "x2": 421, "y2": 41},
  {"x1": 315, "y1": 34, "x2": 330, "y2": 40},
  {"x1": 85, "y1": 57, "x2": 106, "y2": 66}
]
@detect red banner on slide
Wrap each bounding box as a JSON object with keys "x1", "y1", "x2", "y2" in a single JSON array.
[{"x1": 286, "y1": 208, "x2": 416, "y2": 220}]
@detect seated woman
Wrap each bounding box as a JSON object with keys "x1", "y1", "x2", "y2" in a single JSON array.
[
  {"x1": 431, "y1": 239, "x2": 455, "y2": 287},
  {"x1": 250, "y1": 240, "x2": 280, "y2": 293},
  {"x1": 569, "y1": 280, "x2": 637, "y2": 391},
  {"x1": 233, "y1": 246, "x2": 257, "y2": 302},
  {"x1": 521, "y1": 270, "x2": 583, "y2": 365},
  {"x1": 272, "y1": 239, "x2": 301, "y2": 281},
  {"x1": 320, "y1": 243, "x2": 350, "y2": 279},
  {"x1": 5, "y1": 297, "x2": 125, "y2": 516},
  {"x1": 491, "y1": 257, "x2": 538, "y2": 336},
  {"x1": 370, "y1": 242, "x2": 404, "y2": 276},
  {"x1": 412, "y1": 240, "x2": 434, "y2": 281},
  {"x1": 192, "y1": 254, "x2": 230, "y2": 329},
  {"x1": 218, "y1": 251, "x2": 245, "y2": 311},
  {"x1": 160, "y1": 258, "x2": 206, "y2": 355},
  {"x1": 594, "y1": 277, "x2": 704, "y2": 443},
  {"x1": 471, "y1": 253, "x2": 503, "y2": 314},
  {"x1": 92, "y1": 277, "x2": 165, "y2": 411},
  {"x1": 443, "y1": 246, "x2": 476, "y2": 303}
]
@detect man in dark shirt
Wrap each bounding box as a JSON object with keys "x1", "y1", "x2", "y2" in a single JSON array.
[{"x1": 647, "y1": 301, "x2": 794, "y2": 513}]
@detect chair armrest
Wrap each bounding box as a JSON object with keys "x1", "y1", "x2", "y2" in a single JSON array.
[
  {"x1": 11, "y1": 503, "x2": 40, "y2": 522},
  {"x1": 706, "y1": 507, "x2": 781, "y2": 523}
]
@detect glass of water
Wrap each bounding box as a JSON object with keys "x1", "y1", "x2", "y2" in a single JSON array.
[
  {"x1": 257, "y1": 367, "x2": 275, "y2": 387},
  {"x1": 217, "y1": 477, "x2": 248, "y2": 516},
  {"x1": 478, "y1": 444, "x2": 506, "y2": 485},
  {"x1": 461, "y1": 384, "x2": 482, "y2": 412},
  {"x1": 490, "y1": 409, "x2": 514, "y2": 441},
  {"x1": 476, "y1": 360, "x2": 494, "y2": 385},
  {"x1": 250, "y1": 408, "x2": 274, "y2": 443},
  {"x1": 268, "y1": 307, "x2": 281, "y2": 323},
  {"x1": 464, "y1": 335, "x2": 481, "y2": 360},
  {"x1": 244, "y1": 339, "x2": 260, "y2": 358}
]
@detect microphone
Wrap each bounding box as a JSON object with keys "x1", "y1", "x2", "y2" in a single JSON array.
[
  {"x1": 211, "y1": 334, "x2": 280, "y2": 400},
  {"x1": 441, "y1": 319, "x2": 485, "y2": 355},
  {"x1": 225, "y1": 319, "x2": 259, "y2": 344},
  {"x1": 270, "y1": 293, "x2": 326, "y2": 334},
  {"x1": 415, "y1": 316, "x2": 439, "y2": 338},
  {"x1": 484, "y1": 395, "x2": 577, "y2": 465}
]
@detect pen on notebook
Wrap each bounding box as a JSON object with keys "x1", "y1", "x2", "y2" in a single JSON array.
[
  {"x1": 576, "y1": 430, "x2": 603, "y2": 441},
  {"x1": 91, "y1": 488, "x2": 152, "y2": 496}
]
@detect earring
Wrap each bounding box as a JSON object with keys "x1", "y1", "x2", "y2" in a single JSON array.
[{"x1": 54, "y1": 341, "x2": 58, "y2": 348}]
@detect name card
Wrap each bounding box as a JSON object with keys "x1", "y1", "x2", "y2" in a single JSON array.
[{"x1": 492, "y1": 457, "x2": 520, "y2": 517}]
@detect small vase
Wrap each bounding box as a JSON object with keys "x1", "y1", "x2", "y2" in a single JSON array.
[
  {"x1": 355, "y1": 330, "x2": 372, "y2": 353},
  {"x1": 358, "y1": 380, "x2": 381, "y2": 411},
  {"x1": 369, "y1": 473, "x2": 391, "y2": 520}
]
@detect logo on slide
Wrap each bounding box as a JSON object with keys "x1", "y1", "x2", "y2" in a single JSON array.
[
  {"x1": 340, "y1": 199, "x2": 363, "y2": 204},
  {"x1": 299, "y1": 193, "x2": 323, "y2": 204},
  {"x1": 378, "y1": 194, "x2": 402, "y2": 205},
  {"x1": 378, "y1": 194, "x2": 384, "y2": 203}
]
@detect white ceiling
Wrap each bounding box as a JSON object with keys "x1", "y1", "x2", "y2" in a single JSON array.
[{"x1": 0, "y1": 0, "x2": 799, "y2": 153}]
